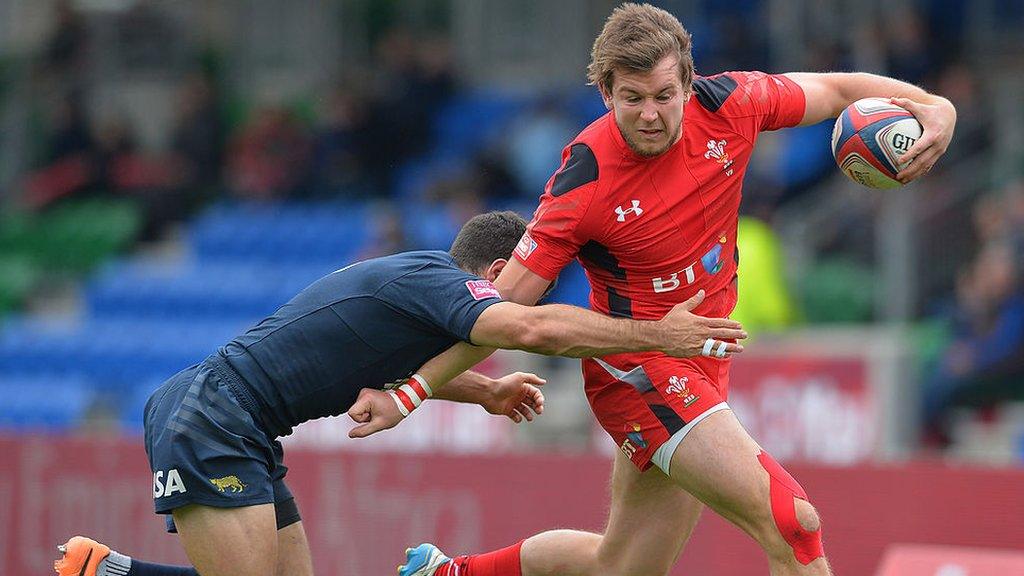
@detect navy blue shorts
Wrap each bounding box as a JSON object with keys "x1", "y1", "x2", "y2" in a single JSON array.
[{"x1": 144, "y1": 357, "x2": 298, "y2": 532}]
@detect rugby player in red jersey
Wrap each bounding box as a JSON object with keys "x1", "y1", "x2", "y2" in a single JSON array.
[{"x1": 377, "y1": 3, "x2": 957, "y2": 575}]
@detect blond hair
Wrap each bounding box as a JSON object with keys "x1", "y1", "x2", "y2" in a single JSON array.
[{"x1": 587, "y1": 3, "x2": 694, "y2": 94}]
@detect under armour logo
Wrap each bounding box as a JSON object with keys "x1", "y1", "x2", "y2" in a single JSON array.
[{"x1": 615, "y1": 200, "x2": 643, "y2": 222}]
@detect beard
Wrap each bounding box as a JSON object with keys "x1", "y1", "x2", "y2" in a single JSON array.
[{"x1": 621, "y1": 123, "x2": 681, "y2": 157}]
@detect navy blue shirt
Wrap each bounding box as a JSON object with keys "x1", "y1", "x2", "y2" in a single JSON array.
[{"x1": 218, "y1": 250, "x2": 503, "y2": 438}]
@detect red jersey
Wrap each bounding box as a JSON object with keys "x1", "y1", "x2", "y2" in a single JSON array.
[{"x1": 514, "y1": 71, "x2": 805, "y2": 320}]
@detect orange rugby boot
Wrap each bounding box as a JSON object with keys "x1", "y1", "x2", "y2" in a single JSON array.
[{"x1": 54, "y1": 536, "x2": 110, "y2": 576}]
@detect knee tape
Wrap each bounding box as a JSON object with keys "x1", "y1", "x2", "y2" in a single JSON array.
[{"x1": 756, "y1": 451, "x2": 823, "y2": 565}]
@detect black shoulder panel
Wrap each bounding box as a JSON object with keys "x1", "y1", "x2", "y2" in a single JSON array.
[
  {"x1": 550, "y1": 143, "x2": 598, "y2": 197},
  {"x1": 692, "y1": 74, "x2": 739, "y2": 113}
]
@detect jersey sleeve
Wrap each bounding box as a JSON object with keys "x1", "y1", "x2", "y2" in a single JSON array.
[
  {"x1": 693, "y1": 71, "x2": 806, "y2": 137},
  {"x1": 384, "y1": 262, "x2": 504, "y2": 342},
  {"x1": 514, "y1": 143, "x2": 599, "y2": 281}
]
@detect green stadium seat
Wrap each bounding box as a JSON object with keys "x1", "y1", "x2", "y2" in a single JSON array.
[
  {"x1": 0, "y1": 255, "x2": 39, "y2": 315},
  {"x1": 0, "y1": 199, "x2": 141, "y2": 274},
  {"x1": 799, "y1": 258, "x2": 876, "y2": 323}
]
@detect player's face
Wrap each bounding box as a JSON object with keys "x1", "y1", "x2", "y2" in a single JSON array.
[{"x1": 604, "y1": 55, "x2": 688, "y2": 157}]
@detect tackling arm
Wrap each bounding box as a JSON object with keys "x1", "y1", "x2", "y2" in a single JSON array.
[
  {"x1": 786, "y1": 72, "x2": 956, "y2": 183},
  {"x1": 346, "y1": 261, "x2": 555, "y2": 437}
]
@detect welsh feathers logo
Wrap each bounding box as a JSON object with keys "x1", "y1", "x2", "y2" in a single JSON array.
[
  {"x1": 704, "y1": 139, "x2": 734, "y2": 176},
  {"x1": 466, "y1": 279, "x2": 501, "y2": 300},
  {"x1": 666, "y1": 375, "x2": 700, "y2": 408}
]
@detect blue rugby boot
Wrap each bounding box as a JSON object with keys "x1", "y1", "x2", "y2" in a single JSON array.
[{"x1": 399, "y1": 543, "x2": 452, "y2": 576}]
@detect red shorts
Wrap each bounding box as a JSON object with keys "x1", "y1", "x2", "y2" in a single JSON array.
[{"x1": 584, "y1": 351, "x2": 731, "y2": 471}]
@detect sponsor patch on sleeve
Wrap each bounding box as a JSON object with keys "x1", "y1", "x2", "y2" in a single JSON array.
[
  {"x1": 515, "y1": 232, "x2": 538, "y2": 260},
  {"x1": 466, "y1": 279, "x2": 502, "y2": 300}
]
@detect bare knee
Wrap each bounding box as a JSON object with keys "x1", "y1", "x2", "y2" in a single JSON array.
[
  {"x1": 755, "y1": 496, "x2": 824, "y2": 566},
  {"x1": 794, "y1": 499, "x2": 820, "y2": 533}
]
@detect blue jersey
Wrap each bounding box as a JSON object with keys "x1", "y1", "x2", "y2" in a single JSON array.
[{"x1": 217, "y1": 250, "x2": 503, "y2": 438}]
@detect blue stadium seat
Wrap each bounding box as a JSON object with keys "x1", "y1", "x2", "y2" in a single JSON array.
[
  {"x1": 189, "y1": 201, "x2": 373, "y2": 264},
  {"x1": 0, "y1": 376, "x2": 92, "y2": 431},
  {"x1": 432, "y1": 90, "x2": 533, "y2": 158},
  {"x1": 86, "y1": 259, "x2": 338, "y2": 319},
  {"x1": 0, "y1": 318, "x2": 247, "y2": 393},
  {"x1": 402, "y1": 204, "x2": 463, "y2": 250}
]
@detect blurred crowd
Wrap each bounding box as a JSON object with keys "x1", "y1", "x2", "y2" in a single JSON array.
[
  {"x1": 18, "y1": 2, "x2": 1001, "y2": 231},
  {"x1": 922, "y1": 183, "x2": 1024, "y2": 447},
  {"x1": 3, "y1": 0, "x2": 1022, "y2": 451}
]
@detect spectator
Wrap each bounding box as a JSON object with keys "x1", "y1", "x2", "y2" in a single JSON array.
[
  {"x1": 43, "y1": 92, "x2": 94, "y2": 165},
  {"x1": 226, "y1": 107, "x2": 313, "y2": 200},
  {"x1": 169, "y1": 72, "x2": 226, "y2": 193},
  {"x1": 311, "y1": 84, "x2": 373, "y2": 198},
  {"x1": 40, "y1": 0, "x2": 89, "y2": 85},
  {"x1": 884, "y1": 6, "x2": 935, "y2": 85},
  {"x1": 363, "y1": 29, "x2": 459, "y2": 192},
  {"x1": 933, "y1": 62, "x2": 989, "y2": 163},
  {"x1": 21, "y1": 93, "x2": 96, "y2": 208},
  {"x1": 922, "y1": 236, "x2": 1024, "y2": 446}
]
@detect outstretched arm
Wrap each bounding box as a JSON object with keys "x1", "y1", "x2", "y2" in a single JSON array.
[
  {"x1": 468, "y1": 292, "x2": 745, "y2": 359},
  {"x1": 347, "y1": 342, "x2": 545, "y2": 438},
  {"x1": 786, "y1": 72, "x2": 956, "y2": 183},
  {"x1": 348, "y1": 270, "x2": 748, "y2": 437}
]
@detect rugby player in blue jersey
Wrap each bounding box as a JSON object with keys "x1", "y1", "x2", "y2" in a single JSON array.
[{"x1": 55, "y1": 210, "x2": 746, "y2": 576}]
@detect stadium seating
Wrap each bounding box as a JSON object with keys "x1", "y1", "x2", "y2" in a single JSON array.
[
  {"x1": 0, "y1": 199, "x2": 141, "y2": 274},
  {"x1": 0, "y1": 375, "x2": 92, "y2": 431},
  {"x1": 0, "y1": 199, "x2": 141, "y2": 318},
  {"x1": 0, "y1": 199, "x2": 411, "y2": 430},
  {"x1": 0, "y1": 255, "x2": 38, "y2": 315}
]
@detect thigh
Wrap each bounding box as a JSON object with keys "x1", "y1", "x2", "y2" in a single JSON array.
[
  {"x1": 597, "y1": 450, "x2": 704, "y2": 576},
  {"x1": 276, "y1": 521, "x2": 314, "y2": 576},
  {"x1": 666, "y1": 408, "x2": 774, "y2": 539},
  {"x1": 174, "y1": 503, "x2": 278, "y2": 576}
]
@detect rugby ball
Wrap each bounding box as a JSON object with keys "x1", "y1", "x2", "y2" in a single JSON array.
[{"x1": 831, "y1": 98, "x2": 923, "y2": 189}]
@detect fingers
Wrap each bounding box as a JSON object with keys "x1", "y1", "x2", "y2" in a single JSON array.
[
  {"x1": 508, "y1": 408, "x2": 524, "y2": 424},
  {"x1": 682, "y1": 289, "x2": 705, "y2": 311},
  {"x1": 529, "y1": 388, "x2": 545, "y2": 414},
  {"x1": 896, "y1": 138, "x2": 937, "y2": 182},
  {"x1": 519, "y1": 406, "x2": 534, "y2": 422},
  {"x1": 708, "y1": 327, "x2": 748, "y2": 341},
  {"x1": 896, "y1": 150, "x2": 937, "y2": 184},
  {"x1": 348, "y1": 422, "x2": 379, "y2": 438},
  {"x1": 889, "y1": 96, "x2": 918, "y2": 113},
  {"x1": 702, "y1": 316, "x2": 744, "y2": 329},
  {"x1": 518, "y1": 372, "x2": 547, "y2": 386},
  {"x1": 699, "y1": 337, "x2": 743, "y2": 358},
  {"x1": 888, "y1": 97, "x2": 945, "y2": 184},
  {"x1": 896, "y1": 157, "x2": 935, "y2": 184},
  {"x1": 505, "y1": 385, "x2": 546, "y2": 424},
  {"x1": 346, "y1": 395, "x2": 372, "y2": 422}
]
